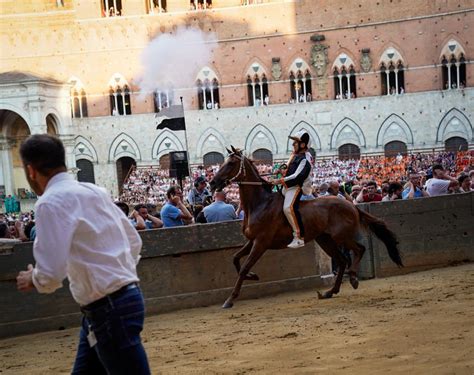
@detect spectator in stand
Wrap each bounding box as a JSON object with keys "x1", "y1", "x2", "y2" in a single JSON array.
[
  {"x1": 425, "y1": 164, "x2": 459, "y2": 196},
  {"x1": 187, "y1": 177, "x2": 211, "y2": 214},
  {"x1": 382, "y1": 182, "x2": 404, "y2": 201},
  {"x1": 350, "y1": 184, "x2": 361, "y2": 202},
  {"x1": 355, "y1": 181, "x2": 382, "y2": 203},
  {"x1": 458, "y1": 174, "x2": 473, "y2": 193},
  {"x1": 115, "y1": 201, "x2": 145, "y2": 230},
  {"x1": 203, "y1": 191, "x2": 237, "y2": 223},
  {"x1": 402, "y1": 172, "x2": 429, "y2": 199},
  {"x1": 161, "y1": 185, "x2": 193, "y2": 228},
  {"x1": 133, "y1": 204, "x2": 162, "y2": 229}
]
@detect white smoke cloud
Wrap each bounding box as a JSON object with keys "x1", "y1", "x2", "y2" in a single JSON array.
[{"x1": 138, "y1": 26, "x2": 217, "y2": 99}]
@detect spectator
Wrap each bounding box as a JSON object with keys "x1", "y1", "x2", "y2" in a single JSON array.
[
  {"x1": 350, "y1": 184, "x2": 361, "y2": 202},
  {"x1": 203, "y1": 191, "x2": 237, "y2": 223},
  {"x1": 425, "y1": 164, "x2": 459, "y2": 196},
  {"x1": 383, "y1": 182, "x2": 404, "y2": 201},
  {"x1": 458, "y1": 174, "x2": 473, "y2": 193},
  {"x1": 187, "y1": 177, "x2": 211, "y2": 214},
  {"x1": 132, "y1": 204, "x2": 162, "y2": 229},
  {"x1": 264, "y1": 95, "x2": 270, "y2": 106},
  {"x1": 402, "y1": 173, "x2": 429, "y2": 199},
  {"x1": 325, "y1": 180, "x2": 346, "y2": 200},
  {"x1": 161, "y1": 185, "x2": 193, "y2": 227},
  {"x1": 355, "y1": 181, "x2": 382, "y2": 203}
]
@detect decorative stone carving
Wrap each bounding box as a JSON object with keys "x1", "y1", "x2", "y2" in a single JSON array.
[
  {"x1": 360, "y1": 48, "x2": 372, "y2": 73},
  {"x1": 310, "y1": 44, "x2": 329, "y2": 77},
  {"x1": 271, "y1": 57, "x2": 282, "y2": 81}
]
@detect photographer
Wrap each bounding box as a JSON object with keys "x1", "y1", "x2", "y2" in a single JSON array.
[{"x1": 402, "y1": 172, "x2": 429, "y2": 199}]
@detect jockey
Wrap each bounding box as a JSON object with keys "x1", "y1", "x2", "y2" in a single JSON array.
[{"x1": 273, "y1": 130, "x2": 313, "y2": 248}]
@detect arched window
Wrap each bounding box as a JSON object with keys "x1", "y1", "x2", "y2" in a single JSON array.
[
  {"x1": 154, "y1": 89, "x2": 173, "y2": 112},
  {"x1": 102, "y1": 0, "x2": 122, "y2": 17},
  {"x1": 379, "y1": 48, "x2": 405, "y2": 95},
  {"x1": 116, "y1": 157, "x2": 136, "y2": 193},
  {"x1": 441, "y1": 40, "x2": 467, "y2": 90},
  {"x1": 190, "y1": 0, "x2": 212, "y2": 10},
  {"x1": 384, "y1": 141, "x2": 407, "y2": 157},
  {"x1": 247, "y1": 74, "x2": 269, "y2": 107},
  {"x1": 196, "y1": 67, "x2": 220, "y2": 110},
  {"x1": 288, "y1": 58, "x2": 313, "y2": 103},
  {"x1": 332, "y1": 54, "x2": 357, "y2": 99},
  {"x1": 338, "y1": 144, "x2": 360, "y2": 160},
  {"x1": 69, "y1": 78, "x2": 88, "y2": 119},
  {"x1": 108, "y1": 74, "x2": 132, "y2": 116},
  {"x1": 445, "y1": 137, "x2": 468, "y2": 152},
  {"x1": 77, "y1": 159, "x2": 96, "y2": 184},
  {"x1": 203, "y1": 152, "x2": 224, "y2": 166},
  {"x1": 148, "y1": 0, "x2": 167, "y2": 13},
  {"x1": 252, "y1": 148, "x2": 273, "y2": 163}
]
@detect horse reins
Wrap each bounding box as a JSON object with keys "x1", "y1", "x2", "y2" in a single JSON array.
[{"x1": 226, "y1": 153, "x2": 266, "y2": 186}]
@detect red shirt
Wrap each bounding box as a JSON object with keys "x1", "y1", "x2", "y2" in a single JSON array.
[{"x1": 361, "y1": 193, "x2": 382, "y2": 202}]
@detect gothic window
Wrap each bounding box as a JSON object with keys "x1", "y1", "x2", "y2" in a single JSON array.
[
  {"x1": 109, "y1": 74, "x2": 132, "y2": 116},
  {"x1": 154, "y1": 89, "x2": 173, "y2": 112},
  {"x1": 379, "y1": 48, "x2": 405, "y2": 95},
  {"x1": 384, "y1": 141, "x2": 407, "y2": 157},
  {"x1": 441, "y1": 51, "x2": 467, "y2": 90},
  {"x1": 445, "y1": 137, "x2": 468, "y2": 152},
  {"x1": 148, "y1": 0, "x2": 167, "y2": 13},
  {"x1": 332, "y1": 54, "x2": 357, "y2": 99},
  {"x1": 69, "y1": 78, "x2": 88, "y2": 119},
  {"x1": 338, "y1": 144, "x2": 360, "y2": 160},
  {"x1": 196, "y1": 67, "x2": 220, "y2": 110},
  {"x1": 252, "y1": 148, "x2": 273, "y2": 163},
  {"x1": 247, "y1": 74, "x2": 269, "y2": 107},
  {"x1": 102, "y1": 0, "x2": 122, "y2": 17},
  {"x1": 289, "y1": 69, "x2": 312, "y2": 103},
  {"x1": 190, "y1": 0, "x2": 212, "y2": 10},
  {"x1": 77, "y1": 159, "x2": 96, "y2": 184},
  {"x1": 203, "y1": 152, "x2": 224, "y2": 166}
]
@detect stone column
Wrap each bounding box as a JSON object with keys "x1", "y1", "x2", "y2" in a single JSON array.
[
  {"x1": 0, "y1": 138, "x2": 15, "y2": 196},
  {"x1": 59, "y1": 135, "x2": 77, "y2": 178}
]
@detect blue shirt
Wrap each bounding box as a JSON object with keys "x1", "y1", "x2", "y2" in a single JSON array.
[
  {"x1": 129, "y1": 218, "x2": 154, "y2": 230},
  {"x1": 203, "y1": 201, "x2": 237, "y2": 223},
  {"x1": 402, "y1": 187, "x2": 423, "y2": 199},
  {"x1": 161, "y1": 203, "x2": 184, "y2": 227}
]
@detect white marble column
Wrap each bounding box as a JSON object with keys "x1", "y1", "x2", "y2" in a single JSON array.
[
  {"x1": 0, "y1": 138, "x2": 15, "y2": 196},
  {"x1": 59, "y1": 135, "x2": 77, "y2": 179}
]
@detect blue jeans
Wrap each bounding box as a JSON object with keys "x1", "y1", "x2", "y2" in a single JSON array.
[{"x1": 72, "y1": 284, "x2": 150, "y2": 375}]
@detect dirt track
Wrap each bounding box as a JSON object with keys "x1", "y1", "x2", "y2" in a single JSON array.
[{"x1": 1, "y1": 264, "x2": 473, "y2": 374}]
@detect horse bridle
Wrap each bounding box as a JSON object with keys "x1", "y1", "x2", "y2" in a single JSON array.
[{"x1": 225, "y1": 153, "x2": 264, "y2": 186}]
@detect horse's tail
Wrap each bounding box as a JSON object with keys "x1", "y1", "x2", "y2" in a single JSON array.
[{"x1": 356, "y1": 206, "x2": 403, "y2": 267}]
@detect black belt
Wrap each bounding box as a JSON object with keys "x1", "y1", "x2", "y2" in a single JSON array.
[{"x1": 81, "y1": 283, "x2": 139, "y2": 313}]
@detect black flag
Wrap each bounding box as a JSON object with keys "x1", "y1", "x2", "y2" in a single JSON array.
[{"x1": 156, "y1": 104, "x2": 186, "y2": 131}]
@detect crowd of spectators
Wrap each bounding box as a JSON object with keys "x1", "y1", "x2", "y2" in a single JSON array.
[{"x1": 0, "y1": 211, "x2": 36, "y2": 242}]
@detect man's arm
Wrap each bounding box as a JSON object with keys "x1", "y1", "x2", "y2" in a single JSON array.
[
  {"x1": 147, "y1": 214, "x2": 163, "y2": 228},
  {"x1": 130, "y1": 210, "x2": 146, "y2": 230},
  {"x1": 281, "y1": 159, "x2": 310, "y2": 188},
  {"x1": 177, "y1": 202, "x2": 193, "y2": 223}
]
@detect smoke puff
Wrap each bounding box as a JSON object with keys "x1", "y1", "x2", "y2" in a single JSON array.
[{"x1": 138, "y1": 27, "x2": 216, "y2": 95}]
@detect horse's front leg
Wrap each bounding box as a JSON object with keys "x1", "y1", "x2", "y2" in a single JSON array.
[
  {"x1": 223, "y1": 240, "x2": 268, "y2": 309},
  {"x1": 232, "y1": 240, "x2": 258, "y2": 280}
]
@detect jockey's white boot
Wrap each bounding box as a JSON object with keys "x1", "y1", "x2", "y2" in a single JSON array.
[{"x1": 288, "y1": 235, "x2": 305, "y2": 249}]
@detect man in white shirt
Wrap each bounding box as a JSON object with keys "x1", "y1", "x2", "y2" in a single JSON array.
[
  {"x1": 425, "y1": 164, "x2": 459, "y2": 197},
  {"x1": 16, "y1": 134, "x2": 150, "y2": 374}
]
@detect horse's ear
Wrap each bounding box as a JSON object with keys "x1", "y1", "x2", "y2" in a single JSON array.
[
  {"x1": 226, "y1": 147, "x2": 232, "y2": 155},
  {"x1": 231, "y1": 145, "x2": 237, "y2": 153}
]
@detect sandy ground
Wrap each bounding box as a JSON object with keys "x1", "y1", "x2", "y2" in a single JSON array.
[{"x1": 1, "y1": 264, "x2": 473, "y2": 375}]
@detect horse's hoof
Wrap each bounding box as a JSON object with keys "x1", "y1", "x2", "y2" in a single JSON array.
[
  {"x1": 245, "y1": 272, "x2": 259, "y2": 281},
  {"x1": 222, "y1": 301, "x2": 234, "y2": 309},
  {"x1": 350, "y1": 277, "x2": 359, "y2": 290},
  {"x1": 317, "y1": 291, "x2": 333, "y2": 299}
]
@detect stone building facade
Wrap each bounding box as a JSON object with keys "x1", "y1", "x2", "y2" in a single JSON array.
[{"x1": 0, "y1": 0, "x2": 473, "y2": 195}]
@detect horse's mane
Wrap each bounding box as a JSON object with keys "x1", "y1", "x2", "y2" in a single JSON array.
[{"x1": 246, "y1": 157, "x2": 274, "y2": 194}]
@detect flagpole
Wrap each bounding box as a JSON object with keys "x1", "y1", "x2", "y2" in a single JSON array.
[{"x1": 180, "y1": 96, "x2": 193, "y2": 192}]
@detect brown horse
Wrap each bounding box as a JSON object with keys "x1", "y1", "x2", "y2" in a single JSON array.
[{"x1": 210, "y1": 147, "x2": 403, "y2": 309}]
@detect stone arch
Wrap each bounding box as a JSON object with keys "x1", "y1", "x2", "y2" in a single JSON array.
[
  {"x1": 196, "y1": 127, "x2": 227, "y2": 158},
  {"x1": 288, "y1": 57, "x2": 311, "y2": 75},
  {"x1": 108, "y1": 132, "x2": 141, "y2": 162},
  {"x1": 436, "y1": 108, "x2": 472, "y2": 143},
  {"x1": 74, "y1": 135, "x2": 98, "y2": 164},
  {"x1": 332, "y1": 52, "x2": 357, "y2": 71},
  {"x1": 196, "y1": 66, "x2": 220, "y2": 82},
  {"x1": 376, "y1": 114, "x2": 414, "y2": 147},
  {"x1": 379, "y1": 46, "x2": 406, "y2": 66},
  {"x1": 0, "y1": 104, "x2": 31, "y2": 136},
  {"x1": 243, "y1": 58, "x2": 270, "y2": 79},
  {"x1": 439, "y1": 38, "x2": 466, "y2": 61},
  {"x1": 45, "y1": 112, "x2": 60, "y2": 134},
  {"x1": 287, "y1": 121, "x2": 322, "y2": 151},
  {"x1": 152, "y1": 130, "x2": 185, "y2": 160},
  {"x1": 330, "y1": 118, "x2": 366, "y2": 150},
  {"x1": 245, "y1": 124, "x2": 278, "y2": 155}
]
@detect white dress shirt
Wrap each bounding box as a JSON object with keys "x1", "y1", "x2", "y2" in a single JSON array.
[{"x1": 31, "y1": 173, "x2": 142, "y2": 306}]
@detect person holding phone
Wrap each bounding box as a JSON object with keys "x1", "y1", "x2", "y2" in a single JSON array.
[{"x1": 160, "y1": 185, "x2": 193, "y2": 228}]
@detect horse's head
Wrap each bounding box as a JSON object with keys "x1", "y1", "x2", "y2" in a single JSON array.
[{"x1": 210, "y1": 146, "x2": 244, "y2": 193}]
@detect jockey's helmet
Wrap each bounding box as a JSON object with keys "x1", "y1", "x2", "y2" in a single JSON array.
[{"x1": 288, "y1": 130, "x2": 310, "y2": 149}]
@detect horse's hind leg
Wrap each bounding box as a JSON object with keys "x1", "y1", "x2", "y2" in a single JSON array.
[
  {"x1": 223, "y1": 241, "x2": 267, "y2": 309},
  {"x1": 315, "y1": 234, "x2": 347, "y2": 299},
  {"x1": 344, "y1": 236, "x2": 366, "y2": 290},
  {"x1": 232, "y1": 240, "x2": 259, "y2": 281}
]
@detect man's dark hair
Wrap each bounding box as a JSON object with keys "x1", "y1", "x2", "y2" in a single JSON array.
[
  {"x1": 0, "y1": 222, "x2": 9, "y2": 238},
  {"x1": 366, "y1": 181, "x2": 377, "y2": 187},
  {"x1": 166, "y1": 185, "x2": 180, "y2": 199},
  {"x1": 134, "y1": 204, "x2": 147, "y2": 212},
  {"x1": 20, "y1": 134, "x2": 66, "y2": 175},
  {"x1": 115, "y1": 202, "x2": 130, "y2": 216},
  {"x1": 458, "y1": 174, "x2": 469, "y2": 185},
  {"x1": 432, "y1": 164, "x2": 444, "y2": 172},
  {"x1": 388, "y1": 182, "x2": 403, "y2": 195}
]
